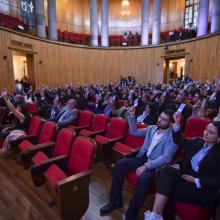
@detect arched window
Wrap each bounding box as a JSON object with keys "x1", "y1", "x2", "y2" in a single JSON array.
[{"x1": 184, "y1": 0, "x2": 199, "y2": 28}]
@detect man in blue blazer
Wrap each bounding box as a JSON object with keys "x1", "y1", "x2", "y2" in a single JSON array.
[
  {"x1": 55, "y1": 99, "x2": 78, "y2": 128},
  {"x1": 100, "y1": 108, "x2": 177, "y2": 220}
]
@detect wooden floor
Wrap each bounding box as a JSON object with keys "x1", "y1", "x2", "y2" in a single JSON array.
[{"x1": 0, "y1": 154, "x2": 153, "y2": 220}]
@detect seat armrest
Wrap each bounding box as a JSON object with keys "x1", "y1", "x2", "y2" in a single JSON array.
[
  {"x1": 125, "y1": 149, "x2": 140, "y2": 158},
  {"x1": 113, "y1": 147, "x2": 141, "y2": 158},
  {"x1": 88, "y1": 130, "x2": 105, "y2": 137},
  {"x1": 10, "y1": 134, "x2": 37, "y2": 145},
  {"x1": 58, "y1": 170, "x2": 92, "y2": 187},
  {"x1": 105, "y1": 136, "x2": 124, "y2": 145},
  {"x1": 39, "y1": 154, "x2": 68, "y2": 169},
  {"x1": 31, "y1": 154, "x2": 68, "y2": 187},
  {"x1": 26, "y1": 141, "x2": 55, "y2": 153},
  {"x1": 20, "y1": 141, "x2": 55, "y2": 169},
  {"x1": 74, "y1": 125, "x2": 90, "y2": 131}
]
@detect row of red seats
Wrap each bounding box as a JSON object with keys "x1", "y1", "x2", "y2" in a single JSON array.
[
  {"x1": 7, "y1": 116, "x2": 96, "y2": 220},
  {"x1": 3, "y1": 111, "x2": 215, "y2": 220},
  {"x1": 0, "y1": 12, "x2": 25, "y2": 30}
]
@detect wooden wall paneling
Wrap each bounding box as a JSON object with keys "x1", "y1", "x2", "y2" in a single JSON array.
[{"x1": 1, "y1": 28, "x2": 220, "y2": 91}]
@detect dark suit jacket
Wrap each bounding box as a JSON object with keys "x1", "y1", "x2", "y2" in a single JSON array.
[
  {"x1": 56, "y1": 107, "x2": 78, "y2": 128},
  {"x1": 173, "y1": 129, "x2": 220, "y2": 191}
]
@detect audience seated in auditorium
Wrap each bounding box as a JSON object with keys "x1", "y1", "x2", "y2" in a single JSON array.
[
  {"x1": 100, "y1": 108, "x2": 177, "y2": 220},
  {"x1": 144, "y1": 111, "x2": 220, "y2": 220}
]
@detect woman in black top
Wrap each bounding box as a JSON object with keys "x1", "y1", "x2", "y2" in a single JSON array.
[
  {"x1": 0, "y1": 92, "x2": 30, "y2": 153},
  {"x1": 144, "y1": 111, "x2": 220, "y2": 220}
]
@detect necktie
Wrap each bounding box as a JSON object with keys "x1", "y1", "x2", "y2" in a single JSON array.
[{"x1": 58, "y1": 109, "x2": 68, "y2": 122}]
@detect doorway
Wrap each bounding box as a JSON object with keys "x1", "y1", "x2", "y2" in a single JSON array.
[
  {"x1": 12, "y1": 50, "x2": 36, "y2": 91},
  {"x1": 163, "y1": 57, "x2": 185, "y2": 83}
]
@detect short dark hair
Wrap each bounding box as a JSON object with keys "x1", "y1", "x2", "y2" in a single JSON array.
[
  {"x1": 213, "y1": 121, "x2": 220, "y2": 136},
  {"x1": 162, "y1": 109, "x2": 175, "y2": 122}
]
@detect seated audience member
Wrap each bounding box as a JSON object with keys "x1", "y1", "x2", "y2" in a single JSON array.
[
  {"x1": 128, "y1": 31, "x2": 134, "y2": 38},
  {"x1": 144, "y1": 111, "x2": 220, "y2": 220},
  {"x1": 103, "y1": 96, "x2": 114, "y2": 116},
  {"x1": 188, "y1": 22, "x2": 196, "y2": 39},
  {"x1": 191, "y1": 94, "x2": 207, "y2": 118},
  {"x1": 47, "y1": 97, "x2": 61, "y2": 121},
  {"x1": 134, "y1": 32, "x2": 139, "y2": 39},
  {"x1": 123, "y1": 32, "x2": 128, "y2": 40},
  {"x1": 112, "y1": 99, "x2": 130, "y2": 118},
  {"x1": 137, "y1": 102, "x2": 158, "y2": 125},
  {"x1": 91, "y1": 94, "x2": 106, "y2": 114},
  {"x1": 54, "y1": 99, "x2": 78, "y2": 128},
  {"x1": 0, "y1": 92, "x2": 30, "y2": 153},
  {"x1": 100, "y1": 108, "x2": 177, "y2": 220}
]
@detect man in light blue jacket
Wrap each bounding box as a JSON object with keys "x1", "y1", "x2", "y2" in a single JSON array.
[{"x1": 100, "y1": 107, "x2": 177, "y2": 220}]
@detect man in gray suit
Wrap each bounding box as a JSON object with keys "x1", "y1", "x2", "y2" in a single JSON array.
[
  {"x1": 55, "y1": 99, "x2": 78, "y2": 128},
  {"x1": 100, "y1": 108, "x2": 177, "y2": 220}
]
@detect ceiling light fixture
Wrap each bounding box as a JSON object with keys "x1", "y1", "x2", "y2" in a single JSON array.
[{"x1": 122, "y1": 0, "x2": 129, "y2": 7}]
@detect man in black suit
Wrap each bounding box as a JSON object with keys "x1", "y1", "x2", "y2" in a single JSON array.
[
  {"x1": 144, "y1": 111, "x2": 220, "y2": 220},
  {"x1": 47, "y1": 98, "x2": 61, "y2": 121}
]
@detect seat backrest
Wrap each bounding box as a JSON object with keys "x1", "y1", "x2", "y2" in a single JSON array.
[
  {"x1": 90, "y1": 114, "x2": 108, "y2": 132},
  {"x1": 78, "y1": 110, "x2": 93, "y2": 127},
  {"x1": 124, "y1": 122, "x2": 148, "y2": 148},
  {"x1": 53, "y1": 128, "x2": 75, "y2": 157},
  {"x1": 24, "y1": 102, "x2": 38, "y2": 114},
  {"x1": 106, "y1": 117, "x2": 127, "y2": 139},
  {"x1": 37, "y1": 121, "x2": 57, "y2": 144},
  {"x1": 184, "y1": 117, "x2": 211, "y2": 138},
  {"x1": 27, "y1": 116, "x2": 42, "y2": 136},
  {"x1": 67, "y1": 136, "x2": 96, "y2": 175}
]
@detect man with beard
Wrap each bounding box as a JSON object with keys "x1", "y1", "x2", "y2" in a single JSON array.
[{"x1": 100, "y1": 108, "x2": 177, "y2": 220}]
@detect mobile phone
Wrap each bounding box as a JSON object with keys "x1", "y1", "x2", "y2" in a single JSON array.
[
  {"x1": 177, "y1": 103, "x2": 186, "y2": 113},
  {"x1": 134, "y1": 98, "x2": 139, "y2": 107}
]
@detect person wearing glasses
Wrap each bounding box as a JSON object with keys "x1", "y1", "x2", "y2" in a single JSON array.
[
  {"x1": 144, "y1": 111, "x2": 220, "y2": 220},
  {"x1": 100, "y1": 107, "x2": 177, "y2": 220},
  {"x1": 53, "y1": 99, "x2": 78, "y2": 128}
]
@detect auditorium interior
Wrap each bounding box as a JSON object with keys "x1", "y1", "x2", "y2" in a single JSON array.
[{"x1": 0, "y1": 0, "x2": 220, "y2": 220}]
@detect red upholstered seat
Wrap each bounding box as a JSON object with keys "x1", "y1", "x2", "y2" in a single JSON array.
[
  {"x1": 27, "y1": 116, "x2": 42, "y2": 136},
  {"x1": 79, "y1": 129, "x2": 93, "y2": 136},
  {"x1": 94, "y1": 135, "x2": 111, "y2": 144},
  {"x1": 32, "y1": 151, "x2": 49, "y2": 164},
  {"x1": 79, "y1": 114, "x2": 108, "y2": 137},
  {"x1": 44, "y1": 164, "x2": 67, "y2": 189},
  {"x1": 113, "y1": 142, "x2": 133, "y2": 154},
  {"x1": 174, "y1": 202, "x2": 215, "y2": 220},
  {"x1": 19, "y1": 121, "x2": 56, "y2": 152},
  {"x1": 184, "y1": 117, "x2": 211, "y2": 139},
  {"x1": 68, "y1": 110, "x2": 93, "y2": 130},
  {"x1": 113, "y1": 122, "x2": 148, "y2": 155},
  {"x1": 19, "y1": 139, "x2": 33, "y2": 151},
  {"x1": 126, "y1": 171, "x2": 155, "y2": 194},
  {"x1": 24, "y1": 103, "x2": 38, "y2": 114},
  {"x1": 127, "y1": 171, "x2": 138, "y2": 187},
  {"x1": 32, "y1": 128, "x2": 75, "y2": 165},
  {"x1": 44, "y1": 136, "x2": 96, "y2": 189},
  {"x1": 94, "y1": 117, "x2": 127, "y2": 144}
]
